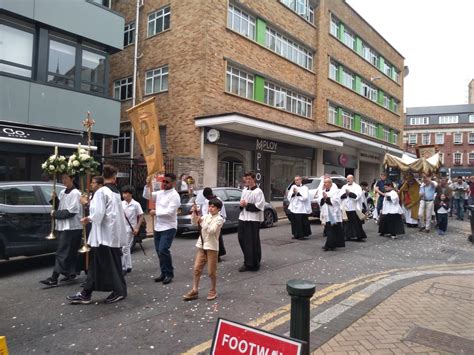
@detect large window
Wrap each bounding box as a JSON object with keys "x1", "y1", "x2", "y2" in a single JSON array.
[
  {"x1": 393, "y1": 132, "x2": 398, "y2": 144},
  {"x1": 145, "y1": 65, "x2": 168, "y2": 95},
  {"x1": 226, "y1": 66, "x2": 254, "y2": 99},
  {"x1": 453, "y1": 132, "x2": 463, "y2": 144},
  {"x1": 330, "y1": 16, "x2": 339, "y2": 37},
  {"x1": 435, "y1": 132, "x2": 444, "y2": 145},
  {"x1": 264, "y1": 82, "x2": 312, "y2": 118},
  {"x1": 112, "y1": 131, "x2": 131, "y2": 155},
  {"x1": 453, "y1": 152, "x2": 462, "y2": 165},
  {"x1": 361, "y1": 119, "x2": 377, "y2": 138},
  {"x1": 81, "y1": 49, "x2": 105, "y2": 93},
  {"x1": 422, "y1": 133, "x2": 430, "y2": 145},
  {"x1": 280, "y1": 0, "x2": 314, "y2": 23},
  {"x1": 341, "y1": 68, "x2": 354, "y2": 90},
  {"x1": 343, "y1": 29, "x2": 355, "y2": 49},
  {"x1": 227, "y1": 4, "x2": 255, "y2": 40},
  {"x1": 329, "y1": 61, "x2": 338, "y2": 80},
  {"x1": 265, "y1": 27, "x2": 313, "y2": 70},
  {"x1": 469, "y1": 153, "x2": 474, "y2": 165},
  {"x1": 114, "y1": 77, "x2": 133, "y2": 101},
  {"x1": 124, "y1": 22, "x2": 135, "y2": 47},
  {"x1": 363, "y1": 45, "x2": 378, "y2": 67},
  {"x1": 341, "y1": 110, "x2": 354, "y2": 130},
  {"x1": 438, "y1": 115, "x2": 458, "y2": 124},
  {"x1": 328, "y1": 105, "x2": 337, "y2": 124},
  {"x1": 408, "y1": 134, "x2": 417, "y2": 145},
  {"x1": 382, "y1": 128, "x2": 390, "y2": 142},
  {"x1": 0, "y1": 24, "x2": 34, "y2": 78},
  {"x1": 469, "y1": 132, "x2": 474, "y2": 144},
  {"x1": 47, "y1": 39, "x2": 76, "y2": 88},
  {"x1": 361, "y1": 82, "x2": 377, "y2": 102},
  {"x1": 409, "y1": 116, "x2": 429, "y2": 125},
  {"x1": 148, "y1": 6, "x2": 170, "y2": 37}
]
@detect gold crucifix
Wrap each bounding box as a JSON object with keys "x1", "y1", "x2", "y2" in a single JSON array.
[{"x1": 82, "y1": 111, "x2": 95, "y2": 151}]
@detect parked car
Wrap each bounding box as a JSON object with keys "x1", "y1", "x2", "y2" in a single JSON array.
[
  {"x1": 282, "y1": 175, "x2": 347, "y2": 219},
  {"x1": 0, "y1": 181, "x2": 65, "y2": 260},
  {"x1": 177, "y1": 187, "x2": 278, "y2": 234}
]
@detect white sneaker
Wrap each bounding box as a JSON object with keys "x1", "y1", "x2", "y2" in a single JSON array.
[{"x1": 391, "y1": 235, "x2": 398, "y2": 240}]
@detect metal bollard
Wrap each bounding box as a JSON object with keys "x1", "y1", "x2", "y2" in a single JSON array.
[{"x1": 287, "y1": 279, "x2": 316, "y2": 355}]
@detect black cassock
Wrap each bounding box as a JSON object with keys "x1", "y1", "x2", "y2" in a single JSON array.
[
  {"x1": 340, "y1": 192, "x2": 367, "y2": 241},
  {"x1": 238, "y1": 220, "x2": 261, "y2": 270},
  {"x1": 321, "y1": 197, "x2": 345, "y2": 249}
]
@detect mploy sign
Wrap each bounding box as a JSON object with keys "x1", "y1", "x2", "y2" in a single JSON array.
[
  {"x1": 211, "y1": 318, "x2": 304, "y2": 355},
  {"x1": 256, "y1": 138, "x2": 278, "y2": 153},
  {"x1": 1, "y1": 127, "x2": 31, "y2": 139}
]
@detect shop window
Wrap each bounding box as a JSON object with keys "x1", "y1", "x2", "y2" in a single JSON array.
[{"x1": 0, "y1": 23, "x2": 34, "y2": 78}]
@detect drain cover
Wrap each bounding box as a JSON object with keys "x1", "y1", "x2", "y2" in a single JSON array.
[{"x1": 404, "y1": 326, "x2": 474, "y2": 354}]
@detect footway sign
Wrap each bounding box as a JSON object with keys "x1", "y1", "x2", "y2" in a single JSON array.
[{"x1": 211, "y1": 318, "x2": 304, "y2": 355}]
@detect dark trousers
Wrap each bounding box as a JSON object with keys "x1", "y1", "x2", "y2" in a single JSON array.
[
  {"x1": 53, "y1": 229, "x2": 82, "y2": 278},
  {"x1": 376, "y1": 196, "x2": 384, "y2": 216},
  {"x1": 437, "y1": 213, "x2": 448, "y2": 232},
  {"x1": 154, "y1": 228, "x2": 176, "y2": 277}
]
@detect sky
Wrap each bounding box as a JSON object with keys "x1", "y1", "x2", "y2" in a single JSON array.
[{"x1": 346, "y1": 0, "x2": 474, "y2": 109}]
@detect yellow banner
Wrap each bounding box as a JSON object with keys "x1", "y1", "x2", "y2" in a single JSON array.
[
  {"x1": 0, "y1": 336, "x2": 9, "y2": 355},
  {"x1": 126, "y1": 97, "x2": 164, "y2": 176}
]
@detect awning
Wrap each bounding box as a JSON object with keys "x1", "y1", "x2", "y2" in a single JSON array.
[
  {"x1": 320, "y1": 131, "x2": 404, "y2": 156},
  {"x1": 0, "y1": 123, "x2": 97, "y2": 151},
  {"x1": 194, "y1": 114, "x2": 343, "y2": 148}
]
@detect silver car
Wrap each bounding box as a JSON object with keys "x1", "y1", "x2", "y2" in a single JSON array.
[{"x1": 177, "y1": 187, "x2": 278, "y2": 234}]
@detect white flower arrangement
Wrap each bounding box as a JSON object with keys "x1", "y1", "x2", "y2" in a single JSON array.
[
  {"x1": 41, "y1": 153, "x2": 68, "y2": 175},
  {"x1": 67, "y1": 148, "x2": 99, "y2": 176}
]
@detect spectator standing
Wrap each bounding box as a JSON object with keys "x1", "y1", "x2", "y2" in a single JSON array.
[
  {"x1": 451, "y1": 177, "x2": 469, "y2": 220},
  {"x1": 419, "y1": 175, "x2": 437, "y2": 233},
  {"x1": 435, "y1": 194, "x2": 450, "y2": 235}
]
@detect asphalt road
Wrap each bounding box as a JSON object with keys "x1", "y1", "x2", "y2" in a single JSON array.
[{"x1": 1, "y1": 218, "x2": 473, "y2": 354}]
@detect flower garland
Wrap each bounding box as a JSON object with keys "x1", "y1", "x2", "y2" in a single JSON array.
[{"x1": 41, "y1": 154, "x2": 67, "y2": 175}]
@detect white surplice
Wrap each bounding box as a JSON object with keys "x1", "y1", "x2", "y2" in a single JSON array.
[
  {"x1": 239, "y1": 187, "x2": 266, "y2": 222},
  {"x1": 320, "y1": 187, "x2": 342, "y2": 225},
  {"x1": 340, "y1": 183, "x2": 363, "y2": 212},
  {"x1": 288, "y1": 185, "x2": 311, "y2": 214}
]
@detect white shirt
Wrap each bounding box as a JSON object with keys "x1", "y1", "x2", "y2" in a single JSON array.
[
  {"x1": 122, "y1": 198, "x2": 144, "y2": 233},
  {"x1": 340, "y1": 183, "x2": 363, "y2": 212},
  {"x1": 381, "y1": 190, "x2": 403, "y2": 215},
  {"x1": 88, "y1": 185, "x2": 128, "y2": 248},
  {"x1": 144, "y1": 188, "x2": 181, "y2": 232},
  {"x1": 239, "y1": 187, "x2": 265, "y2": 222},
  {"x1": 288, "y1": 185, "x2": 311, "y2": 214},
  {"x1": 55, "y1": 188, "x2": 83, "y2": 231},
  {"x1": 319, "y1": 186, "x2": 342, "y2": 225}
]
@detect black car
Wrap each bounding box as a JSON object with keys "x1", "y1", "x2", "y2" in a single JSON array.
[
  {"x1": 282, "y1": 175, "x2": 347, "y2": 219},
  {"x1": 0, "y1": 182, "x2": 65, "y2": 260},
  {"x1": 177, "y1": 187, "x2": 278, "y2": 234}
]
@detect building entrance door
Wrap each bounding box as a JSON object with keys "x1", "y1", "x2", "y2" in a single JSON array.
[{"x1": 218, "y1": 159, "x2": 244, "y2": 188}]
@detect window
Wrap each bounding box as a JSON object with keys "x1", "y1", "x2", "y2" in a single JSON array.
[
  {"x1": 81, "y1": 49, "x2": 106, "y2": 93},
  {"x1": 124, "y1": 22, "x2": 135, "y2": 47},
  {"x1": 47, "y1": 39, "x2": 76, "y2": 88},
  {"x1": 393, "y1": 132, "x2": 398, "y2": 144},
  {"x1": 265, "y1": 28, "x2": 313, "y2": 70},
  {"x1": 341, "y1": 110, "x2": 354, "y2": 130},
  {"x1": 470, "y1": 114, "x2": 474, "y2": 123},
  {"x1": 453, "y1": 152, "x2": 462, "y2": 165},
  {"x1": 343, "y1": 29, "x2": 355, "y2": 49},
  {"x1": 329, "y1": 61, "x2": 337, "y2": 80},
  {"x1": 341, "y1": 68, "x2": 354, "y2": 89},
  {"x1": 409, "y1": 116, "x2": 429, "y2": 125},
  {"x1": 453, "y1": 132, "x2": 463, "y2": 144},
  {"x1": 361, "y1": 82, "x2": 377, "y2": 102},
  {"x1": 408, "y1": 134, "x2": 417, "y2": 145},
  {"x1": 112, "y1": 131, "x2": 131, "y2": 155},
  {"x1": 145, "y1": 65, "x2": 168, "y2": 95},
  {"x1": 264, "y1": 82, "x2": 312, "y2": 118},
  {"x1": 0, "y1": 185, "x2": 40, "y2": 206},
  {"x1": 226, "y1": 66, "x2": 254, "y2": 99},
  {"x1": 469, "y1": 153, "x2": 474, "y2": 165},
  {"x1": 148, "y1": 6, "x2": 170, "y2": 37},
  {"x1": 328, "y1": 105, "x2": 337, "y2": 124},
  {"x1": 393, "y1": 70, "x2": 400, "y2": 83},
  {"x1": 225, "y1": 189, "x2": 242, "y2": 202},
  {"x1": 361, "y1": 119, "x2": 377, "y2": 137},
  {"x1": 422, "y1": 133, "x2": 430, "y2": 145},
  {"x1": 281, "y1": 0, "x2": 314, "y2": 23},
  {"x1": 330, "y1": 16, "x2": 339, "y2": 37},
  {"x1": 382, "y1": 128, "x2": 390, "y2": 142},
  {"x1": 439, "y1": 115, "x2": 458, "y2": 124},
  {"x1": 469, "y1": 132, "x2": 474, "y2": 144},
  {"x1": 0, "y1": 24, "x2": 34, "y2": 78},
  {"x1": 382, "y1": 62, "x2": 391, "y2": 77},
  {"x1": 227, "y1": 4, "x2": 255, "y2": 40},
  {"x1": 392, "y1": 100, "x2": 399, "y2": 113},
  {"x1": 363, "y1": 45, "x2": 378, "y2": 67},
  {"x1": 383, "y1": 95, "x2": 390, "y2": 109},
  {"x1": 114, "y1": 77, "x2": 133, "y2": 101},
  {"x1": 435, "y1": 133, "x2": 444, "y2": 145}
]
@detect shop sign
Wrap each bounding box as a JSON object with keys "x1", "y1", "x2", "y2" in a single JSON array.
[
  {"x1": 1, "y1": 127, "x2": 31, "y2": 139},
  {"x1": 117, "y1": 172, "x2": 130, "y2": 178},
  {"x1": 450, "y1": 167, "x2": 474, "y2": 177},
  {"x1": 360, "y1": 152, "x2": 380, "y2": 163},
  {"x1": 256, "y1": 139, "x2": 278, "y2": 153},
  {"x1": 211, "y1": 318, "x2": 304, "y2": 355},
  {"x1": 323, "y1": 150, "x2": 357, "y2": 169},
  {"x1": 0, "y1": 124, "x2": 85, "y2": 145},
  {"x1": 255, "y1": 150, "x2": 264, "y2": 188}
]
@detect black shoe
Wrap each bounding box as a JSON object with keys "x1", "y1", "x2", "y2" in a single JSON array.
[
  {"x1": 59, "y1": 274, "x2": 76, "y2": 282},
  {"x1": 40, "y1": 277, "x2": 58, "y2": 287},
  {"x1": 355, "y1": 239, "x2": 366, "y2": 242},
  {"x1": 126, "y1": 268, "x2": 132, "y2": 273},
  {"x1": 104, "y1": 292, "x2": 125, "y2": 304},
  {"x1": 162, "y1": 276, "x2": 173, "y2": 285},
  {"x1": 122, "y1": 270, "x2": 127, "y2": 276},
  {"x1": 154, "y1": 275, "x2": 165, "y2": 283},
  {"x1": 67, "y1": 292, "x2": 92, "y2": 304},
  {"x1": 238, "y1": 265, "x2": 249, "y2": 272}
]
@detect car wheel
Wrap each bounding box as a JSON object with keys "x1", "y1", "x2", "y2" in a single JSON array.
[{"x1": 262, "y1": 209, "x2": 274, "y2": 228}]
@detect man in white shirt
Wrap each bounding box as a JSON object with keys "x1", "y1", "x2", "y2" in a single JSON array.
[
  {"x1": 288, "y1": 175, "x2": 311, "y2": 240},
  {"x1": 144, "y1": 173, "x2": 181, "y2": 285},
  {"x1": 121, "y1": 185, "x2": 144, "y2": 275}
]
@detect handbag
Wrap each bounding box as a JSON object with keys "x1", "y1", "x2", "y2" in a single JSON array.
[
  {"x1": 355, "y1": 208, "x2": 368, "y2": 222},
  {"x1": 137, "y1": 218, "x2": 147, "y2": 242}
]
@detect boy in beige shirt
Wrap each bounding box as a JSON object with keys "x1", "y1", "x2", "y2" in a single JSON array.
[{"x1": 183, "y1": 198, "x2": 224, "y2": 301}]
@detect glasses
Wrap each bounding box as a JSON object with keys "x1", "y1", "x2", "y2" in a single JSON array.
[{"x1": 162, "y1": 180, "x2": 172, "y2": 184}]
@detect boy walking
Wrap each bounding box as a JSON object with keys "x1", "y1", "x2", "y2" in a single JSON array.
[
  {"x1": 183, "y1": 199, "x2": 224, "y2": 301},
  {"x1": 121, "y1": 185, "x2": 144, "y2": 274}
]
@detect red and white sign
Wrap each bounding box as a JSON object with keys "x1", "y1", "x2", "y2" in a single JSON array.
[{"x1": 211, "y1": 318, "x2": 304, "y2": 355}]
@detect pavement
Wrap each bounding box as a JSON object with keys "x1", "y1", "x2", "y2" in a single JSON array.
[{"x1": 0, "y1": 214, "x2": 473, "y2": 354}]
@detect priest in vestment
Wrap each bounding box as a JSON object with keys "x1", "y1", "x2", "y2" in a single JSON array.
[
  {"x1": 320, "y1": 178, "x2": 345, "y2": 251},
  {"x1": 340, "y1": 175, "x2": 367, "y2": 241},
  {"x1": 288, "y1": 175, "x2": 312, "y2": 240}
]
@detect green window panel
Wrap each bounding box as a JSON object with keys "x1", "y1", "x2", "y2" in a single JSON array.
[
  {"x1": 354, "y1": 114, "x2": 361, "y2": 132},
  {"x1": 355, "y1": 37, "x2": 363, "y2": 55},
  {"x1": 389, "y1": 129, "x2": 395, "y2": 143},
  {"x1": 337, "y1": 107, "x2": 343, "y2": 126},
  {"x1": 377, "y1": 90, "x2": 384, "y2": 105},
  {"x1": 256, "y1": 18, "x2": 266, "y2": 46},
  {"x1": 337, "y1": 64, "x2": 344, "y2": 83},
  {"x1": 378, "y1": 56, "x2": 385, "y2": 71},
  {"x1": 338, "y1": 23, "x2": 345, "y2": 41},
  {"x1": 391, "y1": 68, "x2": 397, "y2": 81},
  {"x1": 355, "y1": 76, "x2": 362, "y2": 94},
  {"x1": 389, "y1": 97, "x2": 394, "y2": 111},
  {"x1": 254, "y1": 75, "x2": 265, "y2": 103},
  {"x1": 376, "y1": 124, "x2": 384, "y2": 139}
]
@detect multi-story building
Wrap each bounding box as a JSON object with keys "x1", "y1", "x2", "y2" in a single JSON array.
[
  {"x1": 403, "y1": 105, "x2": 474, "y2": 177},
  {"x1": 469, "y1": 79, "x2": 474, "y2": 104},
  {"x1": 0, "y1": 0, "x2": 123, "y2": 181},
  {"x1": 109, "y1": 0, "x2": 404, "y2": 200}
]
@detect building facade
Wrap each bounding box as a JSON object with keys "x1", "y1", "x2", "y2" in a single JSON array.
[
  {"x1": 403, "y1": 105, "x2": 474, "y2": 178},
  {"x1": 109, "y1": 0, "x2": 404, "y2": 200},
  {"x1": 0, "y1": 0, "x2": 123, "y2": 181}
]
